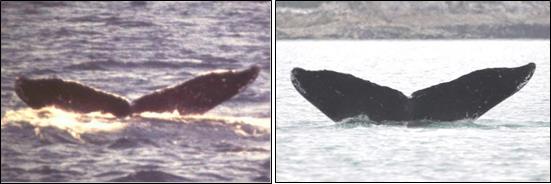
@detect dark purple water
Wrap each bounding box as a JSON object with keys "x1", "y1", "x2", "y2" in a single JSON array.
[{"x1": 1, "y1": 1, "x2": 271, "y2": 182}]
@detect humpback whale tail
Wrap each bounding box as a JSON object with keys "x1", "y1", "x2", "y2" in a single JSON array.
[
  {"x1": 291, "y1": 63, "x2": 536, "y2": 123},
  {"x1": 14, "y1": 66, "x2": 260, "y2": 118}
]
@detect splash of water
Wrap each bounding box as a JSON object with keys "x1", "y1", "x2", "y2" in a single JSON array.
[
  {"x1": 1, "y1": 107, "x2": 127, "y2": 141},
  {"x1": 0, "y1": 107, "x2": 270, "y2": 143},
  {"x1": 138, "y1": 111, "x2": 271, "y2": 130},
  {"x1": 336, "y1": 114, "x2": 487, "y2": 128},
  {"x1": 138, "y1": 111, "x2": 270, "y2": 139}
]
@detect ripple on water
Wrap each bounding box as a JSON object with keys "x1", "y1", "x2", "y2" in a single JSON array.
[
  {"x1": 196, "y1": 172, "x2": 232, "y2": 181},
  {"x1": 110, "y1": 170, "x2": 192, "y2": 182},
  {"x1": 1, "y1": 166, "x2": 28, "y2": 182},
  {"x1": 107, "y1": 137, "x2": 159, "y2": 150},
  {"x1": 28, "y1": 166, "x2": 82, "y2": 175}
]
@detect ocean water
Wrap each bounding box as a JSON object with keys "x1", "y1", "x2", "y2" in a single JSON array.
[
  {"x1": 276, "y1": 40, "x2": 550, "y2": 182},
  {"x1": 1, "y1": 1, "x2": 270, "y2": 182}
]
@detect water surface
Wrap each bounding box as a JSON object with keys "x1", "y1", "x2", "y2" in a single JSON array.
[
  {"x1": 1, "y1": 2, "x2": 271, "y2": 182},
  {"x1": 276, "y1": 40, "x2": 550, "y2": 182}
]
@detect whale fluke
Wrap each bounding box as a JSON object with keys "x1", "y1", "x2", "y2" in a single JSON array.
[
  {"x1": 14, "y1": 66, "x2": 260, "y2": 118},
  {"x1": 291, "y1": 63, "x2": 536, "y2": 123}
]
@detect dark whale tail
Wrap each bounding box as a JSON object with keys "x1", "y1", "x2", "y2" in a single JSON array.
[
  {"x1": 14, "y1": 66, "x2": 260, "y2": 118},
  {"x1": 291, "y1": 63, "x2": 536, "y2": 123}
]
